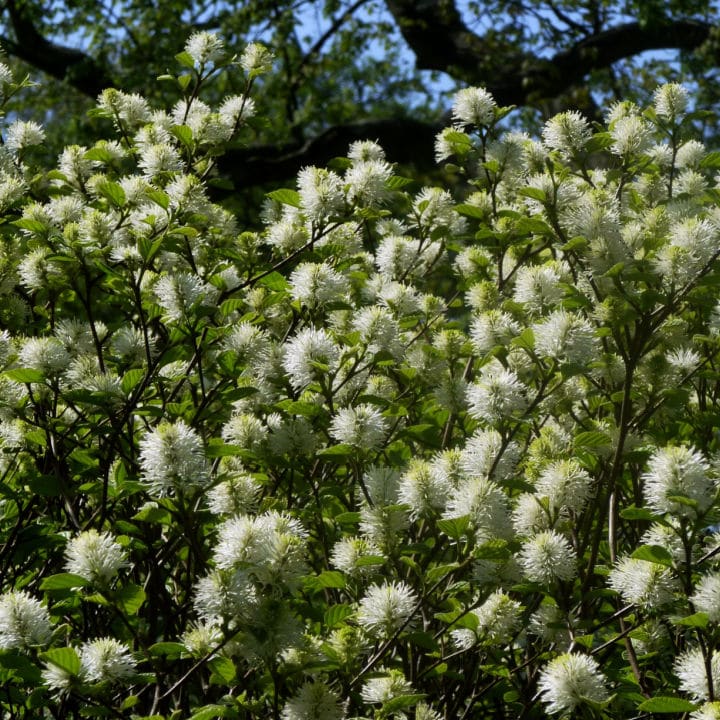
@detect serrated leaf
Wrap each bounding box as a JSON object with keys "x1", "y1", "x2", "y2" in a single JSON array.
[
  {"x1": 518, "y1": 186, "x2": 547, "y2": 202},
  {"x1": 631, "y1": 544, "x2": 674, "y2": 566},
  {"x1": 266, "y1": 188, "x2": 301, "y2": 207},
  {"x1": 637, "y1": 696, "x2": 697, "y2": 713},
  {"x1": 386, "y1": 175, "x2": 414, "y2": 190},
  {"x1": 40, "y1": 573, "x2": 90, "y2": 590},
  {"x1": 40, "y1": 647, "x2": 81, "y2": 676},
  {"x1": 305, "y1": 570, "x2": 346, "y2": 592},
  {"x1": 437, "y1": 516, "x2": 470, "y2": 539},
  {"x1": 95, "y1": 179, "x2": 126, "y2": 206},
  {"x1": 324, "y1": 604, "x2": 353, "y2": 628},
  {"x1": 574, "y1": 431, "x2": 611, "y2": 448}
]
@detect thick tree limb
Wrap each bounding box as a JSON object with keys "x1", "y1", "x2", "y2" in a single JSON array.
[
  {"x1": 1, "y1": 0, "x2": 114, "y2": 97},
  {"x1": 385, "y1": 0, "x2": 716, "y2": 105},
  {"x1": 215, "y1": 117, "x2": 442, "y2": 191}
]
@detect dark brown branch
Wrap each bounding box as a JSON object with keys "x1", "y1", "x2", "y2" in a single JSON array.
[
  {"x1": 384, "y1": 0, "x2": 716, "y2": 105},
  {"x1": 214, "y1": 116, "x2": 442, "y2": 192},
  {"x1": 1, "y1": 0, "x2": 114, "y2": 97}
]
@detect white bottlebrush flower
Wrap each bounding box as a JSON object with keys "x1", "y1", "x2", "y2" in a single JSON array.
[
  {"x1": 139, "y1": 420, "x2": 208, "y2": 495},
  {"x1": 692, "y1": 702, "x2": 720, "y2": 720},
  {"x1": 240, "y1": 42, "x2": 273, "y2": 75},
  {"x1": 654, "y1": 83, "x2": 689, "y2": 120},
  {"x1": 185, "y1": 31, "x2": 224, "y2": 65},
  {"x1": 5, "y1": 120, "x2": 45, "y2": 152},
  {"x1": 512, "y1": 492, "x2": 552, "y2": 536},
  {"x1": 452, "y1": 87, "x2": 496, "y2": 127},
  {"x1": 533, "y1": 310, "x2": 598, "y2": 365},
  {"x1": 348, "y1": 140, "x2": 386, "y2": 162},
  {"x1": 64, "y1": 529, "x2": 127, "y2": 586},
  {"x1": 297, "y1": 166, "x2": 344, "y2": 222},
  {"x1": 138, "y1": 142, "x2": 182, "y2": 177},
  {"x1": 691, "y1": 572, "x2": 720, "y2": 623},
  {"x1": 329, "y1": 404, "x2": 388, "y2": 450},
  {"x1": 466, "y1": 362, "x2": 526, "y2": 424},
  {"x1": 361, "y1": 669, "x2": 413, "y2": 704},
  {"x1": 398, "y1": 458, "x2": 451, "y2": 519},
  {"x1": 443, "y1": 476, "x2": 510, "y2": 540},
  {"x1": 283, "y1": 326, "x2": 339, "y2": 390},
  {"x1": 537, "y1": 653, "x2": 610, "y2": 715},
  {"x1": 513, "y1": 264, "x2": 564, "y2": 313},
  {"x1": 518, "y1": 531, "x2": 576, "y2": 583},
  {"x1": 330, "y1": 536, "x2": 380, "y2": 575},
  {"x1": 289, "y1": 262, "x2": 349, "y2": 308},
  {"x1": 357, "y1": 581, "x2": 417, "y2": 638},
  {"x1": 0, "y1": 590, "x2": 52, "y2": 649},
  {"x1": 80, "y1": 638, "x2": 136, "y2": 683},
  {"x1": 674, "y1": 647, "x2": 720, "y2": 701},
  {"x1": 470, "y1": 310, "x2": 520, "y2": 355},
  {"x1": 359, "y1": 503, "x2": 409, "y2": 551},
  {"x1": 654, "y1": 217, "x2": 718, "y2": 287},
  {"x1": 42, "y1": 656, "x2": 82, "y2": 693},
  {"x1": 542, "y1": 111, "x2": 592, "y2": 156},
  {"x1": 609, "y1": 115, "x2": 651, "y2": 156},
  {"x1": 608, "y1": 557, "x2": 678, "y2": 609},
  {"x1": 643, "y1": 445, "x2": 715, "y2": 518},
  {"x1": 676, "y1": 140, "x2": 706, "y2": 168},
  {"x1": 451, "y1": 591, "x2": 521, "y2": 649},
  {"x1": 535, "y1": 459, "x2": 594, "y2": 513},
  {"x1": 282, "y1": 681, "x2": 343, "y2": 720},
  {"x1": 18, "y1": 336, "x2": 70, "y2": 374},
  {"x1": 460, "y1": 429, "x2": 519, "y2": 481},
  {"x1": 207, "y1": 473, "x2": 261, "y2": 515},
  {"x1": 345, "y1": 158, "x2": 392, "y2": 207},
  {"x1": 154, "y1": 272, "x2": 218, "y2": 322},
  {"x1": 353, "y1": 305, "x2": 402, "y2": 358},
  {"x1": 193, "y1": 569, "x2": 257, "y2": 624}
]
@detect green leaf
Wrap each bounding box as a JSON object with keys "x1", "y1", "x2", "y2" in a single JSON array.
[
  {"x1": 317, "y1": 444, "x2": 353, "y2": 460},
  {"x1": 673, "y1": 612, "x2": 709, "y2": 628},
  {"x1": 425, "y1": 563, "x2": 459, "y2": 583},
  {"x1": 455, "y1": 203, "x2": 487, "y2": 219},
  {"x1": 121, "y1": 368, "x2": 146, "y2": 395},
  {"x1": 637, "y1": 696, "x2": 697, "y2": 713},
  {"x1": 189, "y1": 706, "x2": 232, "y2": 720},
  {"x1": 171, "y1": 124, "x2": 193, "y2": 148},
  {"x1": 95, "y1": 179, "x2": 126, "y2": 206},
  {"x1": 40, "y1": 647, "x2": 81, "y2": 676},
  {"x1": 208, "y1": 656, "x2": 236, "y2": 685},
  {"x1": 3, "y1": 368, "x2": 44, "y2": 383},
  {"x1": 266, "y1": 188, "x2": 301, "y2": 207},
  {"x1": 149, "y1": 642, "x2": 187, "y2": 658},
  {"x1": 40, "y1": 573, "x2": 90, "y2": 590},
  {"x1": 382, "y1": 694, "x2": 426, "y2": 714},
  {"x1": 631, "y1": 544, "x2": 674, "y2": 566},
  {"x1": 386, "y1": 175, "x2": 415, "y2": 190},
  {"x1": 574, "y1": 431, "x2": 611, "y2": 448},
  {"x1": 114, "y1": 583, "x2": 146, "y2": 615},
  {"x1": 619, "y1": 505, "x2": 657, "y2": 521},
  {"x1": 517, "y1": 186, "x2": 546, "y2": 202},
  {"x1": 437, "y1": 516, "x2": 470, "y2": 539},
  {"x1": 175, "y1": 51, "x2": 196, "y2": 68},
  {"x1": 305, "y1": 570, "x2": 346, "y2": 593},
  {"x1": 324, "y1": 604, "x2": 353, "y2": 628}
]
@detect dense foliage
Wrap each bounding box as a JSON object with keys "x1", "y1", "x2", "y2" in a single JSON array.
[{"x1": 2, "y1": 31, "x2": 720, "y2": 720}]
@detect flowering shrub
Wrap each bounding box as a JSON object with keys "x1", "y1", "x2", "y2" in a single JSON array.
[{"x1": 1, "y1": 31, "x2": 720, "y2": 720}]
